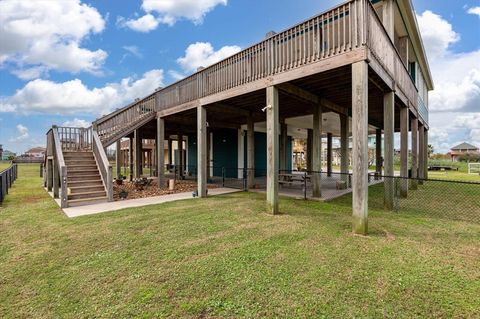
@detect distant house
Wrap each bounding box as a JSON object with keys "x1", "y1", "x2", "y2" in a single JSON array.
[
  {"x1": 1, "y1": 150, "x2": 16, "y2": 161},
  {"x1": 24, "y1": 147, "x2": 46, "y2": 158},
  {"x1": 449, "y1": 142, "x2": 479, "y2": 162}
]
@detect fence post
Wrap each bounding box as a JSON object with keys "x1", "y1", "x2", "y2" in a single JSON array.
[{"x1": 0, "y1": 175, "x2": 3, "y2": 203}]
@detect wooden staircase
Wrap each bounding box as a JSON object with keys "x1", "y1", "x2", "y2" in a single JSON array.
[{"x1": 64, "y1": 151, "x2": 108, "y2": 207}]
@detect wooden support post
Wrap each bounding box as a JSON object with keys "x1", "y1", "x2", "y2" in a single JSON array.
[
  {"x1": 116, "y1": 140, "x2": 121, "y2": 179},
  {"x1": 47, "y1": 159, "x2": 53, "y2": 191},
  {"x1": 168, "y1": 139, "x2": 173, "y2": 169},
  {"x1": 247, "y1": 116, "x2": 255, "y2": 189},
  {"x1": 327, "y1": 132, "x2": 333, "y2": 177},
  {"x1": 375, "y1": 128, "x2": 382, "y2": 175},
  {"x1": 280, "y1": 120, "x2": 288, "y2": 172},
  {"x1": 307, "y1": 129, "x2": 313, "y2": 172},
  {"x1": 400, "y1": 107, "x2": 409, "y2": 198},
  {"x1": 418, "y1": 123, "x2": 425, "y2": 184},
  {"x1": 129, "y1": 137, "x2": 134, "y2": 181},
  {"x1": 424, "y1": 129, "x2": 429, "y2": 179},
  {"x1": 237, "y1": 129, "x2": 245, "y2": 179},
  {"x1": 312, "y1": 104, "x2": 322, "y2": 198},
  {"x1": 266, "y1": 86, "x2": 279, "y2": 214},
  {"x1": 384, "y1": 91, "x2": 395, "y2": 210},
  {"x1": 53, "y1": 161, "x2": 59, "y2": 198},
  {"x1": 410, "y1": 116, "x2": 418, "y2": 190},
  {"x1": 157, "y1": 116, "x2": 166, "y2": 188},
  {"x1": 197, "y1": 105, "x2": 207, "y2": 198},
  {"x1": 351, "y1": 61, "x2": 369, "y2": 235},
  {"x1": 134, "y1": 130, "x2": 142, "y2": 178},
  {"x1": 340, "y1": 114, "x2": 349, "y2": 185},
  {"x1": 178, "y1": 134, "x2": 184, "y2": 178}
]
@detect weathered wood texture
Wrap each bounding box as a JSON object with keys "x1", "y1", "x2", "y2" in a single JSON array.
[
  {"x1": 312, "y1": 104, "x2": 322, "y2": 198},
  {"x1": 340, "y1": 114, "x2": 349, "y2": 186},
  {"x1": 410, "y1": 116, "x2": 418, "y2": 190},
  {"x1": 351, "y1": 61, "x2": 368, "y2": 235},
  {"x1": 247, "y1": 116, "x2": 255, "y2": 188},
  {"x1": 327, "y1": 132, "x2": 333, "y2": 177},
  {"x1": 418, "y1": 123, "x2": 425, "y2": 183},
  {"x1": 266, "y1": 86, "x2": 279, "y2": 214},
  {"x1": 400, "y1": 106, "x2": 409, "y2": 198},
  {"x1": 375, "y1": 128, "x2": 382, "y2": 174},
  {"x1": 197, "y1": 106, "x2": 207, "y2": 197},
  {"x1": 383, "y1": 91, "x2": 395, "y2": 210},
  {"x1": 157, "y1": 117, "x2": 166, "y2": 188}
]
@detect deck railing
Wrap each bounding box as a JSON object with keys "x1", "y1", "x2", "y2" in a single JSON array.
[
  {"x1": 157, "y1": 0, "x2": 368, "y2": 110},
  {"x1": 57, "y1": 126, "x2": 92, "y2": 151},
  {"x1": 365, "y1": 1, "x2": 418, "y2": 109},
  {"x1": 94, "y1": 94, "x2": 156, "y2": 145},
  {"x1": 93, "y1": 0, "x2": 425, "y2": 145},
  {"x1": 46, "y1": 127, "x2": 68, "y2": 207},
  {"x1": 93, "y1": 130, "x2": 113, "y2": 201}
]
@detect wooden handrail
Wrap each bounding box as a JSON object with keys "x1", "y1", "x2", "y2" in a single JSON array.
[
  {"x1": 92, "y1": 130, "x2": 113, "y2": 202},
  {"x1": 52, "y1": 127, "x2": 68, "y2": 208}
]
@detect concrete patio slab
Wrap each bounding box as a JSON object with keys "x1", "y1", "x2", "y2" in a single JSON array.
[{"x1": 47, "y1": 188, "x2": 241, "y2": 218}]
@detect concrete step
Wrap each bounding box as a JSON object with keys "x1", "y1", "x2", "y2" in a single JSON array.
[
  {"x1": 67, "y1": 179, "x2": 103, "y2": 187},
  {"x1": 68, "y1": 190, "x2": 107, "y2": 200},
  {"x1": 68, "y1": 174, "x2": 102, "y2": 182},
  {"x1": 68, "y1": 196, "x2": 108, "y2": 207},
  {"x1": 69, "y1": 185, "x2": 105, "y2": 194}
]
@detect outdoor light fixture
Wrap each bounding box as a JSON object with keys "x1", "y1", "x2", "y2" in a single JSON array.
[{"x1": 262, "y1": 104, "x2": 272, "y2": 112}]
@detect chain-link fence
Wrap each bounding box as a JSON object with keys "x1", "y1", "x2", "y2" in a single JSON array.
[
  {"x1": 154, "y1": 165, "x2": 480, "y2": 224},
  {"x1": 371, "y1": 175, "x2": 480, "y2": 223}
]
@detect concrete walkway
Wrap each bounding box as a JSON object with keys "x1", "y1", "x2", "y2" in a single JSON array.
[{"x1": 48, "y1": 188, "x2": 241, "y2": 218}]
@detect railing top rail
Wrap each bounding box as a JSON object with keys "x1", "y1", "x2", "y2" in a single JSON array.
[
  {"x1": 92, "y1": 130, "x2": 111, "y2": 169},
  {"x1": 155, "y1": 0, "x2": 359, "y2": 95},
  {"x1": 52, "y1": 127, "x2": 66, "y2": 169},
  {"x1": 94, "y1": 92, "x2": 156, "y2": 126}
]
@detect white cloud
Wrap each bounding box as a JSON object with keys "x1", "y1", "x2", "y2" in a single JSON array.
[
  {"x1": 123, "y1": 46, "x2": 143, "y2": 59},
  {"x1": 467, "y1": 6, "x2": 480, "y2": 17},
  {"x1": 417, "y1": 10, "x2": 460, "y2": 60},
  {"x1": 0, "y1": 0, "x2": 107, "y2": 78},
  {"x1": 416, "y1": 11, "x2": 480, "y2": 153},
  {"x1": 62, "y1": 119, "x2": 91, "y2": 128},
  {"x1": 118, "y1": 14, "x2": 159, "y2": 32},
  {"x1": 0, "y1": 69, "x2": 164, "y2": 116},
  {"x1": 168, "y1": 70, "x2": 186, "y2": 81},
  {"x1": 10, "y1": 124, "x2": 29, "y2": 142},
  {"x1": 119, "y1": 0, "x2": 227, "y2": 32},
  {"x1": 177, "y1": 42, "x2": 241, "y2": 73}
]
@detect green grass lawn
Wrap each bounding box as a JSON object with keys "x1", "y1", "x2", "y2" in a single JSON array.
[
  {"x1": 0, "y1": 161, "x2": 12, "y2": 171},
  {"x1": 1, "y1": 164, "x2": 479, "y2": 318}
]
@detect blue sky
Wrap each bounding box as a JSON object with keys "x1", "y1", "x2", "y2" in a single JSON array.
[{"x1": 0, "y1": 0, "x2": 479, "y2": 154}]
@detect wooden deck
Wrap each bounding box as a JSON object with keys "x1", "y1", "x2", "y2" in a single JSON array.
[{"x1": 93, "y1": 0, "x2": 428, "y2": 145}]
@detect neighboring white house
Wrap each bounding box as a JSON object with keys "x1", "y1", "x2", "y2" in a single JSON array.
[{"x1": 24, "y1": 147, "x2": 46, "y2": 158}]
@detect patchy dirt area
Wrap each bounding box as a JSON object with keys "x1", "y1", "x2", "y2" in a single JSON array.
[{"x1": 113, "y1": 179, "x2": 219, "y2": 201}]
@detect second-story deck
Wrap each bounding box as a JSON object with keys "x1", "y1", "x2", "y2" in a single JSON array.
[{"x1": 95, "y1": 0, "x2": 429, "y2": 147}]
